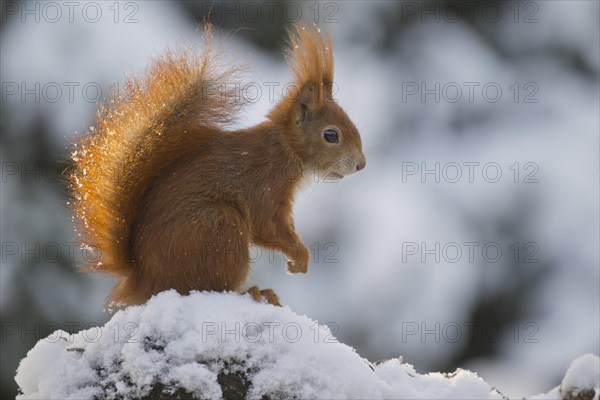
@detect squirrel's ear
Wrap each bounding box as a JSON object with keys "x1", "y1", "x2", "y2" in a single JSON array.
[{"x1": 294, "y1": 82, "x2": 322, "y2": 124}]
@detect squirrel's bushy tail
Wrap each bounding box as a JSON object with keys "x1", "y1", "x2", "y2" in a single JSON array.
[{"x1": 70, "y1": 27, "x2": 243, "y2": 305}]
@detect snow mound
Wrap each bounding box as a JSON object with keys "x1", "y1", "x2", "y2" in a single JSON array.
[
  {"x1": 14, "y1": 291, "x2": 598, "y2": 399},
  {"x1": 561, "y1": 354, "x2": 600, "y2": 399}
]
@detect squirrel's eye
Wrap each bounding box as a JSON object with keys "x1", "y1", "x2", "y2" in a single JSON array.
[{"x1": 323, "y1": 129, "x2": 339, "y2": 143}]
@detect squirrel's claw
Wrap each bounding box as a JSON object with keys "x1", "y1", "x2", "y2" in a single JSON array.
[{"x1": 246, "y1": 286, "x2": 282, "y2": 306}]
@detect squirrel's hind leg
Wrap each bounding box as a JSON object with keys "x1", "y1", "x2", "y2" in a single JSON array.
[
  {"x1": 133, "y1": 203, "x2": 252, "y2": 298},
  {"x1": 193, "y1": 204, "x2": 252, "y2": 292}
]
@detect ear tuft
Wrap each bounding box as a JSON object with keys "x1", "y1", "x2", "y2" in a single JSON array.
[
  {"x1": 287, "y1": 23, "x2": 334, "y2": 101},
  {"x1": 268, "y1": 24, "x2": 334, "y2": 124}
]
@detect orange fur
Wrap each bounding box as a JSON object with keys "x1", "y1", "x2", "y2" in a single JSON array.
[{"x1": 70, "y1": 24, "x2": 365, "y2": 306}]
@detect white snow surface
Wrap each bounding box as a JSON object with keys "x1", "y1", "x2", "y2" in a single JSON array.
[{"x1": 14, "y1": 291, "x2": 598, "y2": 400}]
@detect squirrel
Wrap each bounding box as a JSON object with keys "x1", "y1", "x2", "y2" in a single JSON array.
[{"x1": 70, "y1": 24, "x2": 366, "y2": 307}]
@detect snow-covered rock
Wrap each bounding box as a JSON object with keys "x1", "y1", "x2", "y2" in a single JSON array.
[{"x1": 14, "y1": 291, "x2": 599, "y2": 399}]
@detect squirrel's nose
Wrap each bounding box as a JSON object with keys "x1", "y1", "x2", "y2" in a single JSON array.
[{"x1": 356, "y1": 159, "x2": 366, "y2": 171}]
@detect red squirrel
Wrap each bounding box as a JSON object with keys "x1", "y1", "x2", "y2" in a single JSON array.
[{"x1": 70, "y1": 24, "x2": 366, "y2": 307}]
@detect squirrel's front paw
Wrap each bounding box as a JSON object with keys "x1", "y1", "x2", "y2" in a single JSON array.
[
  {"x1": 287, "y1": 246, "x2": 309, "y2": 274},
  {"x1": 287, "y1": 259, "x2": 308, "y2": 274}
]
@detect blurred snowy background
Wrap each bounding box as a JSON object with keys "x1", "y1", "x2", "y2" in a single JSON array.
[{"x1": 1, "y1": 0, "x2": 598, "y2": 398}]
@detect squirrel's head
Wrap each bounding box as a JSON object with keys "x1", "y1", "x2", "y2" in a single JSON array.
[{"x1": 269, "y1": 24, "x2": 366, "y2": 179}]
